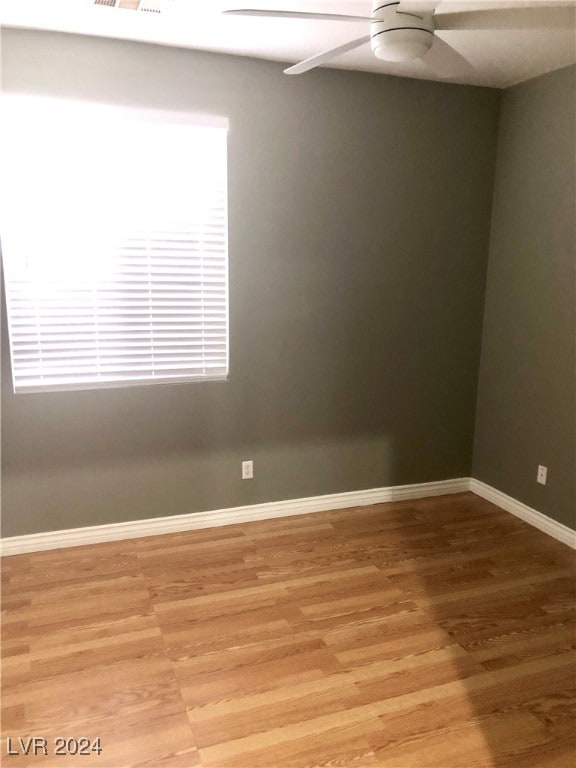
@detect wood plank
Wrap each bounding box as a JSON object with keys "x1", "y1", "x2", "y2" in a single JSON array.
[{"x1": 1, "y1": 491, "x2": 574, "y2": 767}]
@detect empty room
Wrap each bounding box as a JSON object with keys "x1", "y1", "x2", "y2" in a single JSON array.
[{"x1": 1, "y1": 1, "x2": 575, "y2": 766}]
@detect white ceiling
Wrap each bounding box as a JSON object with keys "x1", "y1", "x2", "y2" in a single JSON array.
[{"x1": 1, "y1": 0, "x2": 575, "y2": 88}]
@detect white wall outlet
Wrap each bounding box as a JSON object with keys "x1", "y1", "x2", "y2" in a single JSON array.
[
  {"x1": 537, "y1": 465, "x2": 547, "y2": 485},
  {"x1": 242, "y1": 460, "x2": 253, "y2": 480}
]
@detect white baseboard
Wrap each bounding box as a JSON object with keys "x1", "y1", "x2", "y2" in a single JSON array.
[
  {"x1": 2, "y1": 477, "x2": 574, "y2": 556},
  {"x1": 0, "y1": 478, "x2": 469, "y2": 556},
  {"x1": 470, "y1": 479, "x2": 576, "y2": 550}
]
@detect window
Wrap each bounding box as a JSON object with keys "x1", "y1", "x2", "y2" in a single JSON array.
[{"x1": 1, "y1": 96, "x2": 228, "y2": 393}]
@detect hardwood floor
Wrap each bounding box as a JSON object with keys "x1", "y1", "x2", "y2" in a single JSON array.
[{"x1": 1, "y1": 492, "x2": 574, "y2": 767}]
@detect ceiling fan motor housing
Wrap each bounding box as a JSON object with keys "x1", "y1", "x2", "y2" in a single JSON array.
[{"x1": 370, "y1": 2, "x2": 434, "y2": 62}]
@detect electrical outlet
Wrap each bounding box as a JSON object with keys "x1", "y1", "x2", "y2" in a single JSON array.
[
  {"x1": 242, "y1": 460, "x2": 253, "y2": 480},
  {"x1": 537, "y1": 465, "x2": 547, "y2": 485}
]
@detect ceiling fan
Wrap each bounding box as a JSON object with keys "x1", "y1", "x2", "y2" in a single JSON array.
[{"x1": 223, "y1": 1, "x2": 576, "y2": 75}]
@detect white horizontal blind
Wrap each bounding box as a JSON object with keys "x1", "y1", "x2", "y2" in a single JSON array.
[{"x1": 1, "y1": 97, "x2": 229, "y2": 393}]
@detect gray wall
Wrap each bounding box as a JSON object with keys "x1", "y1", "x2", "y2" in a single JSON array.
[
  {"x1": 0, "y1": 30, "x2": 500, "y2": 537},
  {"x1": 473, "y1": 65, "x2": 576, "y2": 529}
]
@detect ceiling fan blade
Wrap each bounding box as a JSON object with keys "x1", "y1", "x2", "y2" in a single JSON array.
[
  {"x1": 431, "y1": 0, "x2": 576, "y2": 5},
  {"x1": 424, "y1": 35, "x2": 475, "y2": 78},
  {"x1": 222, "y1": 9, "x2": 371, "y2": 23},
  {"x1": 399, "y1": 0, "x2": 575, "y2": 12},
  {"x1": 284, "y1": 35, "x2": 371, "y2": 75},
  {"x1": 397, "y1": 1, "x2": 438, "y2": 14},
  {"x1": 435, "y1": 5, "x2": 575, "y2": 31}
]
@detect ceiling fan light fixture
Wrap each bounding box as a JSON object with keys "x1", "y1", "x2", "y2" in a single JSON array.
[
  {"x1": 371, "y1": 29, "x2": 433, "y2": 62},
  {"x1": 370, "y1": 2, "x2": 435, "y2": 63}
]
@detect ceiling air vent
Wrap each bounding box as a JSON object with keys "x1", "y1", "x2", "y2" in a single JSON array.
[
  {"x1": 93, "y1": 0, "x2": 169, "y2": 12},
  {"x1": 139, "y1": 1, "x2": 164, "y2": 13}
]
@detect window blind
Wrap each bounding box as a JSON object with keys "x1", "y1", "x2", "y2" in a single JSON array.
[{"x1": 1, "y1": 97, "x2": 229, "y2": 393}]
